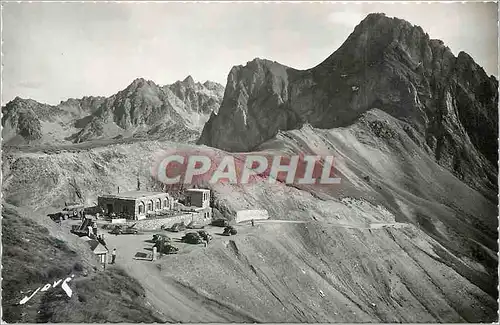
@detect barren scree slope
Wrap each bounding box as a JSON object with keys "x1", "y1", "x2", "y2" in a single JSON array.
[{"x1": 3, "y1": 112, "x2": 497, "y2": 322}]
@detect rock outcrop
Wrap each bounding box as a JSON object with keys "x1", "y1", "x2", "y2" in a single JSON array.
[
  {"x1": 198, "y1": 13, "x2": 498, "y2": 196},
  {"x1": 3, "y1": 77, "x2": 225, "y2": 145}
]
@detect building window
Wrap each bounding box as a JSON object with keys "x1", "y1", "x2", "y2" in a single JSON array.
[
  {"x1": 138, "y1": 202, "x2": 145, "y2": 214},
  {"x1": 164, "y1": 199, "x2": 168, "y2": 209},
  {"x1": 148, "y1": 201, "x2": 153, "y2": 211},
  {"x1": 156, "y1": 199, "x2": 161, "y2": 210}
]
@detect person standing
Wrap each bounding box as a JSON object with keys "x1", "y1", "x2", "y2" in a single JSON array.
[
  {"x1": 251, "y1": 219, "x2": 255, "y2": 227},
  {"x1": 157, "y1": 240, "x2": 164, "y2": 258},
  {"x1": 58, "y1": 215, "x2": 63, "y2": 227},
  {"x1": 111, "y1": 248, "x2": 117, "y2": 264}
]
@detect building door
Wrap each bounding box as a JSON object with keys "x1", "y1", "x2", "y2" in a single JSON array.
[{"x1": 107, "y1": 204, "x2": 113, "y2": 214}]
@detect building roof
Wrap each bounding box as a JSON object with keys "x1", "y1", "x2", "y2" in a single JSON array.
[
  {"x1": 87, "y1": 240, "x2": 108, "y2": 255},
  {"x1": 80, "y1": 237, "x2": 108, "y2": 254},
  {"x1": 186, "y1": 188, "x2": 210, "y2": 193},
  {"x1": 99, "y1": 190, "x2": 168, "y2": 200}
]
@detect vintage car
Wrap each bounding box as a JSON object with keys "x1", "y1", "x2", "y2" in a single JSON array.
[
  {"x1": 181, "y1": 232, "x2": 204, "y2": 244},
  {"x1": 109, "y1": 224, "x2": 139, "y2": 235},
  {"x1": 211, "y1": 218, "x2": 229, "y2": 227},
  {"x1": 222, "y1": 226, "x2": 237, "y2": 236},
  {"x1": 197, "y1": 230, "x2": 212, "y2": 242},
  {"x1": 152, "y1": 233, "x2": 171, "y2": 243}
]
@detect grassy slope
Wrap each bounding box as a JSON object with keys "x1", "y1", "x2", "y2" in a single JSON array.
[
  {"x1": 1, "y1": 205, "x2": 163, "y2": 323},
  {"x1": 2, "y1": 205, "x2": 83, "y2": 322},
  {"x1": 37, "y1": 267, "x2": 162, "y2": 323}
]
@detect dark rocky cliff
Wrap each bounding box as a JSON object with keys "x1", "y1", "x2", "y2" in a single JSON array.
[{"x1": 198, "y1": 13, "x2": 498, "y2": 196}]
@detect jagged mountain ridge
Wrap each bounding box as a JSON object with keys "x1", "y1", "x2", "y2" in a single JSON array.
[
  {"x1": 198, "y1": 13, "x2": 498, "y2": 198},
  {"x1": 2, "y1": 77, "x2": 225, "y2": 145}
]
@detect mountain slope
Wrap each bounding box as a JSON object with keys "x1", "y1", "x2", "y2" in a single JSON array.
[
  {"x1": 252, "y1": 110, "x2": 498, "y2": 286},
  {"x1": 2, "y1": 204, "x2": 163, "y2": 323},
  {"x1": 2, "y1": 96, "x2": 106, "y2": 145},
  {"x1": 2, "y1": 126, "x2": 497, "y2": 322},
  {"x1": 2, "y1": 77, "x2": 224, "y2": 146},
  {"x1": 198, "y1": 13, "x2": 498, "y2": 199}
]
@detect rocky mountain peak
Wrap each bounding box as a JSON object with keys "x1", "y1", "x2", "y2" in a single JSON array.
[
  {"x1": 203, "y1": 80, "x2": 225, "y2": 93},
  {"x1": 2, "y1": 97, "x2": 57, "y2": 122},
  {"x1": 319, "y1": 12, "x2": 431, "y2": 73},
  {"x1": 124, "y1": 78, "x2": 158, "y2": 92},
  {"x1": 6, "y1": 96, "x2": 35, "y2": 107},
  {"x1": 198, "y1": 13, "x2": 498, "y2": 196},
  {"x1": 3, "y1": 75, "x2": 225, "y2": 146},
  {"x1": 12, "y1": 96, "x2": 25, "y2": 103},
  {"x1": 182, "y1": 75, "x2": 196, "y2": 87}
]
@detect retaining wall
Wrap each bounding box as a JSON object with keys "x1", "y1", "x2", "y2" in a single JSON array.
[{"x1": 124, "y1": 210, "x2": 212, "y2": 231}]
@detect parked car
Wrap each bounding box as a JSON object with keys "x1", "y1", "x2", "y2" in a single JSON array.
[
  {"x1": 152, "y1": 233, "x2": 171, "y2": 243},
  {"x1": 197, "y1": 230, "x2": 212, "y2": 242},
  {"x1": 181, "y1": 232, "x2": 204, "y2": 244},
  {"x1": 223, "y1": 226, "x2": 237, "y2": 236},
  {"x1": 212, "y1": 219, "x2": 229, "y2": 227},
  {"x1": 63, "y1": 205, "x2": 85, "y2": 219},
  {"x1": 155, "y1": 242, "x2": 179, "y2": 255},
  {"x1": 187, "y1": 221, "x2": 205, "y2": 229},
  {"x1": 109, "y1": 224, "x2": 138, "y2": 235},
  {"x1": 166, "y1": 222, "x2": 186, "y2": 232},
  {"x1": 162, "y1": 244, "x2": 179, "y2": 254}
]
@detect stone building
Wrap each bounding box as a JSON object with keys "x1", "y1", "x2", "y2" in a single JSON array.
[
  {"x1": 184, "y1": 189, "x2": 212, "y2": 220},
  {"x1": 97, "y1": 191, "x2": 174, "y2": 220},
  {"x1": 185, "y1": 189, "x2": 210, "y2": 209}
]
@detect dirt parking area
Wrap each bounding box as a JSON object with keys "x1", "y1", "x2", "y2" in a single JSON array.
[
  {"x1": 98, "y1": 222, "x2": 263, "y2": 322},
  {"x1": 102, "y1": 224, "x2": 249, "y2": 261}
]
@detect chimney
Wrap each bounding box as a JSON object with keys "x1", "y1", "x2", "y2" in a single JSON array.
[{"x1": 137, "y1": 176, "x2": 141, "y2": 191}]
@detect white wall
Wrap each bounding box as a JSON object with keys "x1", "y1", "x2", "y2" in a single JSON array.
[{"x1": 235, "y1": 209, "x2": 269, "y2": 223}]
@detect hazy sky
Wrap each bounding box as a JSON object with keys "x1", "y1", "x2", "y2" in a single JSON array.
[{"x1": 2, "y1": 1, "x2": 498, "y2": 105}]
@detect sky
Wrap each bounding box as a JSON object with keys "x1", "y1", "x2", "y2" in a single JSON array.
[{"x1": 2, "y1": 1, "x2": 498, "y2": 105}]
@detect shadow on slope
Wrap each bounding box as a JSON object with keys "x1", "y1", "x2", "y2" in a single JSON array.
[
  {"x1": 151, "y1": 221, "x2": 497, "y2": 322},
  {"x1": 1, "y1": 205, "x2": 163, "y2": 323},
  {"x1": 253, "y1": 108, "x2": 498, "y2": 296}
]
